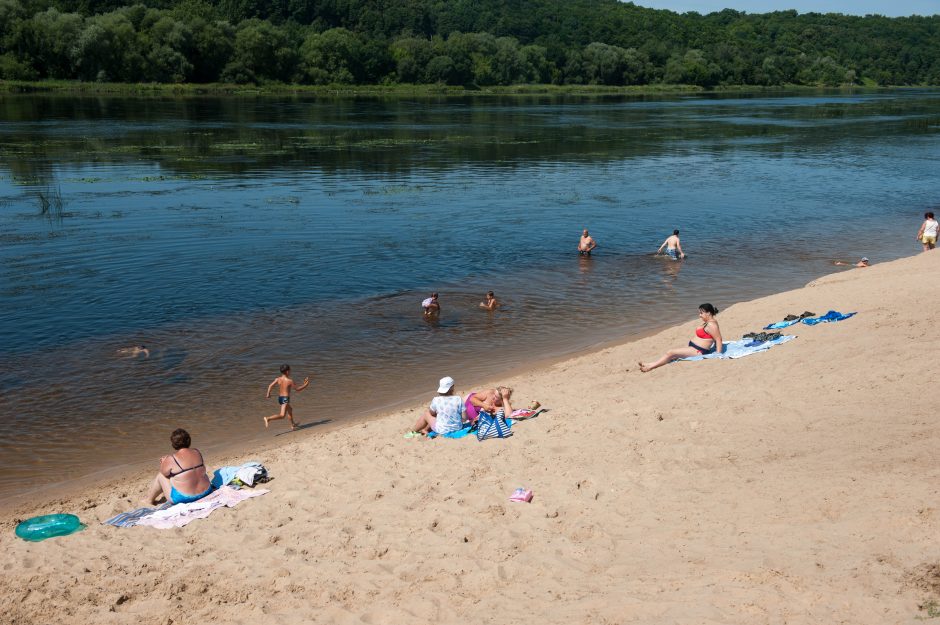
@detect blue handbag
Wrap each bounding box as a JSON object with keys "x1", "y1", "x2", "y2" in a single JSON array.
[{"x1": 476, "y1": 409, "x2": 512, "y2": 441}]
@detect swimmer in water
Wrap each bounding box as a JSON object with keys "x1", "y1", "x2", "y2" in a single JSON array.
[
  {"x1": 422, "y1": 292, "x2": 441, "y2": 319},
  {"x1": 117, "y1": 345, "x2": 150, "y2": 358},
  {"x1": 657, "y1": 230, "x2": 685, "y2": 260},
  {"x1": 578, "y1": 229, "x2": 597, "y2": 256},
  {"x1": 479, "y1": 291, "x2": 499, "y2": 311},
  {"x1": 834, "y1": 257, "x2": 870, "y2": 268}
]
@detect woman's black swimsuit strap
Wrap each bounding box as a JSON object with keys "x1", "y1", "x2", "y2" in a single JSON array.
[{"x1": 166, "y1": 450, "x2": 205, "y2": 478}]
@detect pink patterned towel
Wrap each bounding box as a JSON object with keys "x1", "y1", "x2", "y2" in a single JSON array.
[{"x1": 136, "y1": 486, "x2": 268, "y2": 529}]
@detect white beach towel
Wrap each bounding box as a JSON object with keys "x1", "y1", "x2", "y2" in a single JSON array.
[
  {"x1": 680, "y1": 335, "x2": 796, "y2": 361},
  {"x1": 135, "y1": 486, "x2": 268, "y2": 529}
]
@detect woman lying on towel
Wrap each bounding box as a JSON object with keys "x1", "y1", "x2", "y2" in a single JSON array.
[
  {"x1": 142, "y1": 428, "x2": 214, "y2": 506},
  {"x1": 639, "y1": 303, "x2": 724, "y2": 373},
  {"x1": 464, "y1": 386, "x2": 515, "y2": 424}
]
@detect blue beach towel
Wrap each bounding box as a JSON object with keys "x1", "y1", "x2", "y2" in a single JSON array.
[
  {"x1": 680, "y1": 335, "x2": 796, "y2": 361},
  {"x1": 800, "y1": 310, "x2": 856, "y2": 325},
  {"x1": 764, "y1": 319, "x2": 800, "y2": 330},
  {"x1": 426, "y1": 419, "x2": 516, "y2": 440}
]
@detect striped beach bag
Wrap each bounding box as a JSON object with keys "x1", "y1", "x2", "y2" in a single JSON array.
[{"x1": 476, "y1": 409, "x2": 512, "y2": 441}]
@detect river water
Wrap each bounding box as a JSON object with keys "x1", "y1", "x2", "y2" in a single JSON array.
[{"x1": 0, "y1": 89, "x2": 937, "y2": 502}]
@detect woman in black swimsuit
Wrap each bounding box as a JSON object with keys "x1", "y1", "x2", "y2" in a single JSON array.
[{"x1": 142, "y1": 428, "x2": 213, "y2": 506}]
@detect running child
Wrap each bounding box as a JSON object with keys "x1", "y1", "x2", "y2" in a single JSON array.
[{"x1": 264, "y1": 364, "x2": 310, "y2": 430}]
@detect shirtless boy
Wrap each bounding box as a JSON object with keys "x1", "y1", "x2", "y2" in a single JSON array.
[
  {"x1": 578, "y1": 229, "x2": 597, "y2": 256},
  {"x1": 264, "y1": 364, "x2": 310, "y2": 430},
  {"x1": 657, "y1": 230, "x2": 685, "y2": 260}
]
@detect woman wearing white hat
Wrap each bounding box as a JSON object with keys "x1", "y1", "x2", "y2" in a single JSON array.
[{"x1": 405, "y1": 376, "x2": 465, "y2": 438}]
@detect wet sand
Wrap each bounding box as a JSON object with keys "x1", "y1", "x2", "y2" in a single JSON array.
[{"x1": 2, "y1": 251, "x2": 940, "y2": 624}]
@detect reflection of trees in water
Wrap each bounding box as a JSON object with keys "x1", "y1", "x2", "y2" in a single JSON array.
[{"x1": 2, "y1": 93, "x2": 938, "y2": 181}]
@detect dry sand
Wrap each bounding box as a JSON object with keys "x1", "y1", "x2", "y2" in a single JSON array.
[{"x1": 3, "y1": 252, "x2": 940, "y2": 625}]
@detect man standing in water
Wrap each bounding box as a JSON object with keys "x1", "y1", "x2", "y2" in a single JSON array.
[
  {"x1": 657, "y1": 230, "x2": 685, "y2": 260},
  {"x1": 578, "y1": 229, "x2": 597, "y2": 256},
  {"x1": 264, "y1": 364, "x2": 310, "y2": 431}
]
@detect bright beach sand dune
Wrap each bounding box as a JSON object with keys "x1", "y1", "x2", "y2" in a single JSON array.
[{"x1": 2, "y1": 252, "x2": 939, "y2": 624}]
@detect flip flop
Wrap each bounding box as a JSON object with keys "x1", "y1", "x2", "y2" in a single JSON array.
[{"x1": 403, "y1": 431, "x2": 422, "y2": 439}]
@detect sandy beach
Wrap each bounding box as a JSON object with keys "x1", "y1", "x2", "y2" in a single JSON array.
[{"x1": 3, "y1": 251, "x2": 939, "y2": 624}]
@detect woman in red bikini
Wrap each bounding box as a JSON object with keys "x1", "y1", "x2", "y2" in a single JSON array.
[{"x1": 638, "y1": 303, "x2": 723, "y2": 373}]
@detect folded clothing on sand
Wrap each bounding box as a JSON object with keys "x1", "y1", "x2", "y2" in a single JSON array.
[
  {"x1": 211, "y1": 462, "x2": 267, "y2": 488},
  {"x1": 680, "y1": 335, "x2": 796, "y2": 361},
  {"x1": 765, "y1": 311, "x2": 816, "y2": 329}
]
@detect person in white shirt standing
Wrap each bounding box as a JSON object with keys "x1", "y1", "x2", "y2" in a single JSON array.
[
  {"x1": 916, "y1": 211, "x2": 938, "y2": 251},
  {"x1": 405, "y1": 376, "x2": 465, "y2": 438}
]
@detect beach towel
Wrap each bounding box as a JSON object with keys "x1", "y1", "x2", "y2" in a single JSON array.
[
  {"x1": 800, "y1": 310, "x2": 856, "y2": 325},
  {"x1": 763, "y1": 319, "x2": 800, "y2": 330},
  {"x1": 132, "y1": 486, "x2": 268, "y2": 529},
  {"x1": 680, "y1": 335, "x2": 796, "y2": 361},
  {"x1": 426, "y1": 419, "x2": 517, "y2": 440},
  {"x1": 102, "y1": 503, "x2": 172, "y2": 528}
]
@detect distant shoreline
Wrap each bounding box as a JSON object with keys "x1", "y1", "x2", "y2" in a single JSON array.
[{"x1": 3, "y1": 80, "x2": 925, "y2": 97}]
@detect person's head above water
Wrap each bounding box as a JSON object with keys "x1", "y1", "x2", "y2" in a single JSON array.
[
  {"x1": 280, "y1": 364, "x2": 290, "y2": 374},
  {"x1": 486, "y1": 291, "x2": 495, "y2": 298},
  {"x1": 860, "y1": 257, "x2": 870, "y2": 265},
  {"x1": 582, "y1": 229, "x2": 589, "y2": 236},
  {"x1": 698, "y1": 303, "x2": 719, "y2": 317},
  {"x1": 927, "y1": 212, "x2": 935, "y2": 220},
  {"x1": 673, "y1": 229, "x2": 680, "y2": 236},
  {"x1": 431, "y1": 292, "x2": 438, "y2": 300}
]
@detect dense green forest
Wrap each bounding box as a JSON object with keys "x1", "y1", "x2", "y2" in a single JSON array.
[{"x1": 1, "y1": 0, "x2": 938, "y2": 87}]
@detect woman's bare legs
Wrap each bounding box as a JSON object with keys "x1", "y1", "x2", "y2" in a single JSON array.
[
  {"x1": 411, "y1": 410, "x2": 437, "y2": 435},
  {"x1": 638, "y1": 346, "x2": 704, "y2": 373},
  {"x1": 142, "y1": 472, "x2": 172, "y2": 506}
]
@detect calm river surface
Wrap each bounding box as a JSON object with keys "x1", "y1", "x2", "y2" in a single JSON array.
[{"x1": 1, "y1": 90, "x2": 938, "y2": 501}]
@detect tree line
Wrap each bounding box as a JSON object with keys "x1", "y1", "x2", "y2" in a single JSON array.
[{"x1": 1, "y1": 0, "x2": 938, "y2": 87}]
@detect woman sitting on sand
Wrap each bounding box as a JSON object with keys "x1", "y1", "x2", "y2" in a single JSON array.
[
  {"x1": 464, "y1": 386, "x2": 514, "y2": 423},
  {"x1": 143, "y1": 428, "x2": 213, "y2": 506},
  {"x1": 406, "y1": 376, "x2": 466, "y2": 438},
  {"x1": 639, "y1": 303, "x2": 723, "y2": 373}
]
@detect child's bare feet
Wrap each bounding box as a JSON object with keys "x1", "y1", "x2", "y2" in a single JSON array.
[
  {"x1": 264, "y1": 416, "x2": 270, "y2": 428},
  {"x1": 291, "y1": 422, "x2": 300, "y2": 431}
]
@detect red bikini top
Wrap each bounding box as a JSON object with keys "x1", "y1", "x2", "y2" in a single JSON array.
[{"x1": 695, "y1": 326, "x2": 714, "y2": 340}]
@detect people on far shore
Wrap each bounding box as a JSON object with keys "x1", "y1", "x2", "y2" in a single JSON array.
[
  {"x1": 835, "y1": 257, "x2": 870, "y2": 268},
  {"x1": 422, "y1": 292, "x2": 441, "y2": 319},
  {"x1": 917, "y1": 211, "x2": 938, "y2": 251},
  {"x1": 143, "y1": 428, "x2": 213, "y2": 506},
  {"x1": 264, "y1": 364, "x2": 310, "y2": 431},
  {"x1": 117, "y1": 345, "x2": 149, "y2": 358},
  {"x1": 657, "y1": 229, "x2": 685, "y2": 260},
  {"x1": 638, "y1": 303, "x2": 723, "y2": 373},
  {"x1": 480, "y1": 291, "x2": 499, "y2": 311},
  {"x1": 578, "y1": 229, "x2": 597, "y2": 256},
  {"x1": 406, "y1": 376, "x2": 465, "y2": 438}
]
